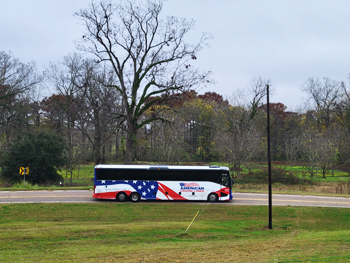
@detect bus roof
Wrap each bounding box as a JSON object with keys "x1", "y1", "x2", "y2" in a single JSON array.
[{"x1": 95, "y1": 164, "x2": 229, "y2": 171}]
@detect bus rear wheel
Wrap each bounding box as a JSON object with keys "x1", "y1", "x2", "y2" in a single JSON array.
[
  {"x1": 130, "y1": 192, "x2": 140, "y2": 202},
  {"x1": 117, "y1": 192, "x2": 127, "y2": 202},
  {"x1": 208, "y1": 193, "x2": 218, "y2": 202}
]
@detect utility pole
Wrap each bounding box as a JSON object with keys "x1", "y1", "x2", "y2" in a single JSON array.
[{"x1": 267, "y1": 84, "x2": 272, "y2": 229}]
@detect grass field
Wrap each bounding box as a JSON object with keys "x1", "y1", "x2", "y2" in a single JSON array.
[{"x1": 0, "y1": 202, "x2": 349, "y2": 262}]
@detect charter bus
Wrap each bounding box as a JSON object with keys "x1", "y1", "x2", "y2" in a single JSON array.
[{"x1": 92, "y1": 164, "x2": 233, "y2": 202}]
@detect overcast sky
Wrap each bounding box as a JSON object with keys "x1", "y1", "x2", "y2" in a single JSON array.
[{"x1": 1, "y1": 0, "x2": 350, "y2": 111}]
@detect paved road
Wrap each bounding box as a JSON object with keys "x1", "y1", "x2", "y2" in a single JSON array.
[
  {"x1": 0, "y1": 190, "x2": 349, "y2": 208},
  {"x1": 0, "y1": 190, "x2": 93, "y2": 204},
  {"x1": 231, "y1": 193, "x2": 350, "y2": 208}
]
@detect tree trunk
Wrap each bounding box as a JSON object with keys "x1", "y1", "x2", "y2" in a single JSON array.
[
  {"x1": 115, "y1": 130, "x2": 120, "y2": 162},
  {"x1": 125, "y1": 120, "x2": 136, "y2": 164},
  {"x1": 101, "y1": 133, "x2": 106, "y2": 164},
  {"x1": 125, "y1": 135, "x2": 134, "y2": 164},
  {"x1": 67, "y1": 117, "x2": 73, "y2": 185},
  {"x1": 94, "y1": 111, "x2": 101, "y2": 164}
]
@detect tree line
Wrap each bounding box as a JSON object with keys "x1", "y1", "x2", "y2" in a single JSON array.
[{"x1": 1, "y1": 0, "x2": 350, "y2": 185}]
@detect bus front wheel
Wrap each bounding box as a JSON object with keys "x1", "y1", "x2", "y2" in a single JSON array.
[
  {"x1": 130, "y1": 192, "x2": 140, "y2": 202},
  {"x1": 117, "y1": 192, "x2": 127, "y2": 202},
  {"x1": 208, "y1": 193, "x2": 218, "y2": 202}
]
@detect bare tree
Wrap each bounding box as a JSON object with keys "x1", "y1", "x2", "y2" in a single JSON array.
[
  {"x1": 75, "y1": 0, "x2": 211, "y2": 163},
  {"x1": 180, "y1": 98, "x2": 219, "y2": 161},
  {"x1": 301, "y1": 77, "x2": 341, "y2": 129},
  {"x1": 0, "y1": 93, "x2": 32, "y2": 150},
  {"x1": 217, "y1": 77, "x2": 271, "y2": 177},
  {"x1": 0, "y1": 51, "x2": 40, "y2": 152},
  {"x1": 299, "y1": 129, "x2": 338, "y2": 179},
  {"x1": 285, "y1": 135, "x2": 301, "y2": 170},
  {"x1": 46, "y1": 54, "x2": 81, "y2": 183},
  {"x1": 218, "y1": 105, "x2": 264, "y2": 177},
  {"x1": 332, "y1": 75, "x2": 350, "y2": 172},
  {"x1": 73, "y1": 58, "x2": 122, "y2": 164},
  {"x1": 299, "y1": 129, "x2": 320, "y2": 179},
  {"x1": 47, "y1": 54, "x2": 122, "y2": 166},
  {"x1": 145, "y1": 116, "x2": 185, "y2": 164},
  {"x1": 232, "y1": 77, "x2": 272, "y2": 119},
  {"x1": 338, "y1": 75, "x2": 350, "y2": 130},
  {"x1": 0, "y1": 51, "x2": 39, "y2": 107},
  {"x1": 315, "y1": 132, "x2": 338, "y2": 178}
]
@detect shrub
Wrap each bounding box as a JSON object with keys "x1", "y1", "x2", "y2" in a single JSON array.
[{"x1": 0, "y1": 131, "x2": 66, "y2": 185}]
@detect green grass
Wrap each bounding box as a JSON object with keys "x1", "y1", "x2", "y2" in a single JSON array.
[
  {"x1": 0, "y1": 203, "x2": 349, "y2": 262},
  {"x1": 211, "y1": 162, "x2": 350, "y2": 182},
  {"x1": 259, "y1": 164, "x2": 349, "y2": 180},
  {"x1": 59, "y1": 164, "x2": 95, "y2": 179}
]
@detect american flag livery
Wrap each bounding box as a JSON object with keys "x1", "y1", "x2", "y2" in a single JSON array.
[
  {"x1": 93, "y1": 180, "x2": 231, "y2": 201},
  {"x1": 94, "y1": 180, "x2": 188, "y2": 200},
  {"x1": 92, "y1": 164, "x2": 233, "y2": 201}
]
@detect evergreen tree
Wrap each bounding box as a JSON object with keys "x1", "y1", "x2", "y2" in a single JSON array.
[{"x1": 0, "y1": 131, "x2": 66, "y2": 185}]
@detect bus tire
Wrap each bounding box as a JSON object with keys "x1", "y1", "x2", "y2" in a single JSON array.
[
  {"x1": 208, "y1": 193, "x2": 218, "y2": 202},
  {"x1": 130, "y1": 192, "x2": 140, "y2": 202},
  {"x1": 117, "y1": 192, "x2": 127, "y2": 202}
]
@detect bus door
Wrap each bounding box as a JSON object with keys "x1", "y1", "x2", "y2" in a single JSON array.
[{"x1": 220, "y1": 173, "x2": 231, "y2": 200}]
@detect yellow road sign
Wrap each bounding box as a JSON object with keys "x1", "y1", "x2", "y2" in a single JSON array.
[{"x1": 19, "y1": 167, "x2": 29, "y2": 175}]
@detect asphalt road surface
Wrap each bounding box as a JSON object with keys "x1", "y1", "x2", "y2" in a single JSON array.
[{"x1": 0, "y1": 190, "x2": 349, "y2": 208}]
